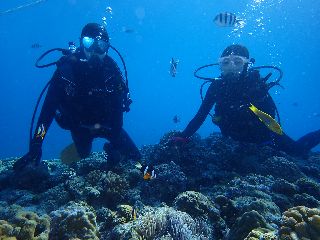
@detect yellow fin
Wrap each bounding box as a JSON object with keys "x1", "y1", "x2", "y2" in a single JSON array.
[{"x1": 60, "y1": 143, "x2": 82, "y2": 165}]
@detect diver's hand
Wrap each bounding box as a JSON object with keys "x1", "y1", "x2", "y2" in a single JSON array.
[{"x1": 13, "y1": 144, "x2": 42, "y2": 171}]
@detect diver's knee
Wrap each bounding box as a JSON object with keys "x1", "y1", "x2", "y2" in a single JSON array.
[{"x1": 76, "y1": 148, "x2": 91, "y2": 159}]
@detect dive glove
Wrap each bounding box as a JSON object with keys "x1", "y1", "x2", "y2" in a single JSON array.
[{"x1": 13, "y1": 142, "x2": 42, "y2": 171}]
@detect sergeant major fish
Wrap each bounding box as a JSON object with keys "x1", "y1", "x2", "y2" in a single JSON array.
[
  {"x1": 31, "y1": 43, "x2": 42, "y2": 49},
  {"x1": 213, "y1": 12, "x2": 244, "y2": 27}
]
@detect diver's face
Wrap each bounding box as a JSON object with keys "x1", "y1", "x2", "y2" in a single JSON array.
[
  {"x1": 219, "y1": 55, "x2": 248, "y2": 77},
  {"x1": 81, "y1": 36, "x2": 109, "y2": 65},
  {"x1": 84, "y1": 48, "x2": 106, "y2": 63}
]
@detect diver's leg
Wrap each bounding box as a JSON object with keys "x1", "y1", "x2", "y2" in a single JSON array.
[
  {"x1": 296, "y1": 129, "x2": 320, "y2": 152},
  {"x1": 272, "y1": 133, "x2": 305, "y2": 156},
  {"x1": 71, "y1": 128, "x2": 93, "y2": 158},
  {"x1": 103, "y1": 128, "x2": 141, "y2": 162},
  {"x1": 113, "y1": 129, "x2": 142, "y2": 160}
]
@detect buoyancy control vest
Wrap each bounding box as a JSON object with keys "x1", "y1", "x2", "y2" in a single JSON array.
[
  {"x1": 213, "y1": 70, "x2": 277, "y2": 143},
  {"x1": 53, "y1": 51, "x2": 128, "y2": 129}
]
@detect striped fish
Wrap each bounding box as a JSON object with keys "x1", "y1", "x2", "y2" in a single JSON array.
[{"x1": 213, "y1": 12, "x2": 240, "y2": 27}]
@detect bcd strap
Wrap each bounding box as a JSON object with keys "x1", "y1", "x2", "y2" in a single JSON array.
[
  {"x1": 262, "y1": 72, "x2": 272, "y2": 83},
  {"x1": 122, "y1": 86, "x2": 132, "y2": 112}
]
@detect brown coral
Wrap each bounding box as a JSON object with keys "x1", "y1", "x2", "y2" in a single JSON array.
[
  {"x1": 86, "y1": 170, "x2": 129, "y2": 207},
  {"x1": 279, "y1": 206, "x2": 320, "y2": 240},
  {"x1": 49, "y1": 201, "x2": 99, "y2": 240},
  {"x1": 244, "y1": 227, "x2": 277, "y2": 240},
  {"x1": 116, "y1": 205, "x2": 135, "y2": 223},
  {"x1": 0, "y1": 205, "x2": 50, "y2": 240},
  {"x1": 226, "y1": 210, "x2": 274, "y2": 240}
]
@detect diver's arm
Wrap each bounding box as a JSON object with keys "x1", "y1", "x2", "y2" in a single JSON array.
[
  {"x1": 109, "y1": 92, "x2": 124, "y2": 145},
  {"x1": 106, "y1": 59, "x2": 125, "y2": 146},
  {"x1": 31, "y1": 71, "x2": 62, "y2": 146},
  {"x1": 182, "y1": 82, "x2": 217, "y2": 138}
]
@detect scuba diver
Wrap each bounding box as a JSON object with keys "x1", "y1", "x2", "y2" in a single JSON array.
[
  {"x1": 174, "y1": 44, "x2": 320, "y2": 157},
  {"x1": 14, "y1": 23, "x2": 142, "y2": 171}
]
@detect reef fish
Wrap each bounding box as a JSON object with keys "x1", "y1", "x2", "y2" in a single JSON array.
[
  {"x1": 121, "y1": 26, "x2": 135, "y2": 33},
  {"x1": 213, "y1": 12, "x2": 242, "y2": 27},
  {"x1": 249, "y1": 103, "x2": 283, "y2": 135},
  {"x1": 135, "y1": 162, "x2": 156, "y2": 180},
  {"x1": 173, "y1": 115, "x2": 180, "y2": 124},
  {"x1": 31, "y1": 43, "x2": 42, "y2": 49},
  {"x1": 131, "y1": 207, "x2": 137, "y2": 220},
  {"x1": 169, "y1": 58, "x2": 179, "y2": 77}
]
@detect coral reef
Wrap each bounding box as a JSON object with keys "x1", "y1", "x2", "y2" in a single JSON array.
[
  {"x1": 215, "y1": 195, "x2": 239, "y2": 226},
  {"x1": 278, "y1": 206, "x2": 320, "y2": 240},
  {"x1": 0, "y1": 132, "x2": 319, "y2": 239},
  {"x1": 296, "y1": 177, "x2": 320, "y2": 200},
  {"x1": 226, "y1": 210, "x2": 274, "y2": 240},
  {"x1": 258, "y1": 156, "x2": 305, "y2": 182},
  {"x1": 244, "y1": 227, "x2": 277, "y2": 240},
  {"x1": 87, "y1": 170, "x2": 130, "y2": 207},
  {"x1": 271, "y1": 179, "x2": 298, "y2": 196},
  {"x1": 49, "y1": 201, "x2": 99, "y2": 240},
  {"x1": 110, "y1": 206, "x2": 213, "y2": 239},
  {"x1": 174, "y1": 191, "x2": 227, "y2": 237},
  {"x1": 174, "y1": 191, "x2": 220, "y2": 221},
  {"x1": 0, "y1": 203, "x2": 50, "y2": 240},
  {"x1": 141, "y1": 161, "x2": 187, "y2": 204}
]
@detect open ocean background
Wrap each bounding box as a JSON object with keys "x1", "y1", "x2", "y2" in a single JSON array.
[{"x1": 0, "y1": 0, "x2": 319, "y2": 159}]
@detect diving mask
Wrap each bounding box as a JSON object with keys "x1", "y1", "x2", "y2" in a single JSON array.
[
  {"x1": 219, "y1": 55, "x2": 249, "y2": 76},
  {"x1": 82, "y1": 36, "x2": 109, "y2": 54}
]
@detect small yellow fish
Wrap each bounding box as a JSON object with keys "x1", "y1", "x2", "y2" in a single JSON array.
[
  {"x1": 131, "y1": 208, "x2": 137, "y2": 220},
  {"x1": 249, "y1": 103, "x2": 283, "y2": 135}
]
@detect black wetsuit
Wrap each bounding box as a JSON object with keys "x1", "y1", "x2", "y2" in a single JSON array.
[
  {"x1": 32, "y1": 49, "x2": 141, "y2": 160},
  {"x1": 182, "y1": 70, "x2": 320, "y2": 157}
]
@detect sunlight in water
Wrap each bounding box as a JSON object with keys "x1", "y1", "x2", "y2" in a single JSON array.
[{"x1": 253, "y1": 0, "x2": 264, "y2": 4}]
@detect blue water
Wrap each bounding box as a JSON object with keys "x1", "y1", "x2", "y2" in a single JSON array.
[{"x1": 0, "y1": 0, "x2": 319, "y2": 159}]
